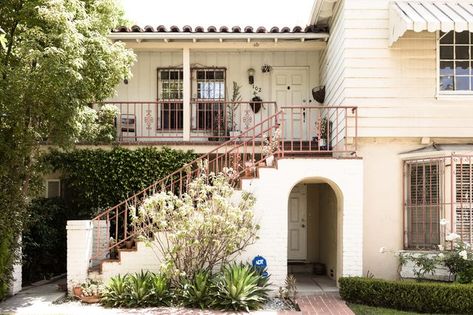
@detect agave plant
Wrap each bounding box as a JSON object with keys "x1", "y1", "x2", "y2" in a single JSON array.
[
  {"x1": 126, "y1": 271, "x2": 153, "y2": 307},
  {"x1": 101, "y1": 274, "x2": 128, "y2": 307},
  {"x1": 213, "y1": 263, "x2": 270, "y2": 312},
  {"x1": 150, "y1": 273, "x2": 171, "y2": 306},
  {"x1": 180, "y1": 270, "x2": 214, "y2": 309}
]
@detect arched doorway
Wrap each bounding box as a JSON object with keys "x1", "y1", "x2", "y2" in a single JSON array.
[{"x1": 287, "y1": 179, "x2": 342, "y2": 293}]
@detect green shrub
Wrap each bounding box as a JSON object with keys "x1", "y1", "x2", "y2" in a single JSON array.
[
  {"x1": 22, "y1": 197, "x2": 75, "y2": 285},
  {"x1": 42, "y1": 147, "x2": 196, "y2": 218},
  {"x1": 339, "y1": 277, "x2": 473, "y2": 314},
  {"x1": 101, "y1": 272, "x2": 172, "y2": 308},
  {"x1": 101, "y1": 275, "x2": 128, "y2": 307},
  {"x1": 180, "y1": 270, "x2": 215, "y2": 309},
  {"x1": 0, "y1": 235, "x2": 12, "y2": 300},
  {"x1": 213, "y1": 263, "x2": 270, "y2": 312}
]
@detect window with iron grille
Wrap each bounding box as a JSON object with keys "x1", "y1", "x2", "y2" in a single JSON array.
[
  {"x1": 455, "y1": 163, "x2": 473, "y2": 243},
  {"x1": 158, "y1": 69, "x2": 183, "y2": 130},
  {"x1": 193, "y1": 69, "x2": 226, "y2": 131},
  {"x1": 404, "y1": 160, "x2": 441, "y2": 249}
]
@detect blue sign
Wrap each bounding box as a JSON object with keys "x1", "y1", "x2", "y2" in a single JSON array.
[{"x1": 252, "y1": 255, "x2": 269, "y2": 277}]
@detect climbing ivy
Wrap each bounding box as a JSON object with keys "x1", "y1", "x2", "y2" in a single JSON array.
[{"x1": 42, "y1": 147, "x2": 196, "y2": 218}]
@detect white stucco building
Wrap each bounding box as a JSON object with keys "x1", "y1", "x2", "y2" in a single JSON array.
[{"x1": 63, "y1": 0, "x2": 473, "y2": 292}]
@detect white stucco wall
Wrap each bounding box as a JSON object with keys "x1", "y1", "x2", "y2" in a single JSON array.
[
  {"x1": 238, "y1": 158, "x2": 364, "y2": 287},
  {"x1": 68, "y1": 158, "x2": 363, "y2": 289}
]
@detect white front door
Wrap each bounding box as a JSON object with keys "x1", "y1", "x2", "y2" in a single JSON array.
[
  {"x1": 272, "y1": 67, "x2": 309, "y2": 140},
  {"x1": 288, "y1": 184, "x2": 307, "y2": 261}
]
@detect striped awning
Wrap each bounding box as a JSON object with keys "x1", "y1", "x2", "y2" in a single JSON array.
[{"x1": 389, "y1": 1, "x2": 473, "y2": 45}]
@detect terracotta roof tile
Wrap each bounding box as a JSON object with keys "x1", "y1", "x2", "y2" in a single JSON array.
[{"x1": 112, "y1": 24, "x2": 327, "y2": 34}]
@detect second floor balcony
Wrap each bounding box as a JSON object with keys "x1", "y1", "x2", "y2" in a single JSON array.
[{"x1": 97, "y1": 100, "x2": 358, "y2": 155}]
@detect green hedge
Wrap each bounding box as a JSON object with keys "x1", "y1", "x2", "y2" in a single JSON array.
[
  {"x1": 42, "y1": 147, "x2": 196, "y2": 218},
  {"x1": 339, "y1": 277, "x2": 473, "y2": 314}
]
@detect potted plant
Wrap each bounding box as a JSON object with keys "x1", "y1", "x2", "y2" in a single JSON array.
[
  {"x1": 262, "y1": 128, "x2": 280, "y2": 166},
  {"x1": 74, "y1": 279, "x2": 104, "y2": 303},
  {"x1": 244, "y1": 160, "x2": 255, "y2": 177},
  {"x1": 228, "y1": 81, "x2": 241, "y2": 137},
  {"x1": 249, "y1": 84, "x2": 263, "y2": 114},
  {"x1": 109, "y1": 237, "x2": 118, "y2": 259},
  {"x1": 124, "y1": 236, "x2": 134, "y2": 250},
  {"x1": 316, "y1": 117, "x2": 333, "y2": 149}
]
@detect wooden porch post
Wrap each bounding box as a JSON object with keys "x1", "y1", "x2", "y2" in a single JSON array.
[{"x1": 183, "y1": 48, "x2": 191, "y2": 141}]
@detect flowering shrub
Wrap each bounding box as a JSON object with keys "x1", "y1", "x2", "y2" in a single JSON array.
[
  {"x1": 80, "y1": 279, "x2": 105, "y2": 297},
  {"x1": 395, "y1": 232, "x2": 473, "y2": 283},
  {"x1": 261, "y1": 128, "x2": 280, "y2": 157},
  {"x1": 131, "y1": 160, "x2": 259, "y2": 283}
]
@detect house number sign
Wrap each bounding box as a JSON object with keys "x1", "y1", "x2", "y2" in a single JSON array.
[{"x1": 252, "y1": 255, "x2": 268, "y2": 277}]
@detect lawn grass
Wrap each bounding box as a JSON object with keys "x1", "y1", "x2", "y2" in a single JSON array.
[{"x1": 349, "y1": 304, "x2": 423, "y2": 315}]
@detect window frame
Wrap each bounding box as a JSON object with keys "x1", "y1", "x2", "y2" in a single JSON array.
[
  {"x1": 157, "y1": 68, "x2": 184, "y2": 131},
  {"x1": 46, "y1": 179, "x2": 61, "y2": 198},
  {"x1": 437, "y1": 30, "x2": 473, "y2": 96},
  {"x1": 191, "y1": 67, "x2": 227, "y2": 131}
]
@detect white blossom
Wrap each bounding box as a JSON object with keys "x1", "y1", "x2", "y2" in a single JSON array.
[
  {"x1": 438, "y1": 244, "x2": 444, "y2": 251},
  {"x1": 459, "y1": 250, "x2": 468, "y2": 260},
  {"x1": 446, "y1": 232, "x2": 461, "y2": 241},
  {"x1": 440, "y1": 218, "x2": 448, "y2": 226}
]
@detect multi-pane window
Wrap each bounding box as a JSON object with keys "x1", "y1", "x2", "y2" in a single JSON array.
[
  {"x1": 158, "y1": 69, "x2": 183, "y2": 130},
  {"x1": 439, "y1": 31, "x2": 473, "y2": 92},
  {"x1": 404, "y1": 160, "x2": 441, "y2": 249},
  {"x1": 194, "y1": 69, "x2": 226, "y2": 131}
]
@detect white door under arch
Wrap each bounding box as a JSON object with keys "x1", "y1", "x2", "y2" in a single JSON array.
[{"x1": 288, "y1": 184, "x2": 307, "y2": 261}]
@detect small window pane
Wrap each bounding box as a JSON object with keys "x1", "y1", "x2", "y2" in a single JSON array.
[
  {"x1": 456, "y1": 31, "x2": 470, "y2": 45},
  {"x1": 215, "y1": 71, "x2": 224, "y2": 80},
  {"x1": 440, "y1": 61, "x2": 454, "y2": 75},
  {"x1": 440, "y1": 46, "x2": 454, "y2": 59},
  {"x1": 456, "y1": 46, "x2": 470, "y2": 60},
  {"x1": 441, "y1": 31, "x2": 454, "y2": 44},
  {"x1": 160, "y1": 71, "x2": 169, "y2": 80},
  {"x1": 455, "y1": 61, "x2": 470, "y2": 75},
  {"x1": 456, "y1": 76, "x2": 470, "y2": 90},
  {"x1": 197, "y1": 71, "x2": 205, "y2": 80},
  {"x1": 440, "y1": 76, "x2": 454, "y2": 91}
]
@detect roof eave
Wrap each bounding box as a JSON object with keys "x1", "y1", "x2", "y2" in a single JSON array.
[{"x1": 108, "y1": 32, "x2": 330, "y2": 41}]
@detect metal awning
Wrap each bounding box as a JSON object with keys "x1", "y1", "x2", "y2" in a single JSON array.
[{"x1": 389, "y1": 1, "x2": 473, "y2": 46}]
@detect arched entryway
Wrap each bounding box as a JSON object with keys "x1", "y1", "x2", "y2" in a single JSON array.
[{"x1": 287, "y1": 178, "x2": 343, "y2": 294}]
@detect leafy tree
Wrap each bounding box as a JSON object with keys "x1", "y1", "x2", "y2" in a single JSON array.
[{"x1": 0, "y1": 0, "x2": 134, "y2": 297}]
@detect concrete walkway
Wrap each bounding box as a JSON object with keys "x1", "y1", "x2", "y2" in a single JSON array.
[{"x1": 0, "y1": 279, "x2": 66, "y2": 315}]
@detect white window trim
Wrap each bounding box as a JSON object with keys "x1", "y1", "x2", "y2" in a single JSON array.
[
  {"x1": 45, "y1": 179, "x2": 61, "y2": 198},
  {"x1": 436, "y1": 30, "x2": 473, "y2": 98}
]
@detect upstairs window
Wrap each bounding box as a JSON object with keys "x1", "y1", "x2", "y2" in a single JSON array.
[
  {"x1": 439, "y1": 31, "x2": 473, "y2": 93},
  {"x1": 158, "y1": 69, "x2": 183, "y2": 130}
]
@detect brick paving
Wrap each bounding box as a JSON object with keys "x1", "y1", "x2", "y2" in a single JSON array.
[{"x1": 295, "y1": 294, "x2": 354, "y2": 315}]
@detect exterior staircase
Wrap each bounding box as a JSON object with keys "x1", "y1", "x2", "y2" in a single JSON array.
[{"x1": 87, "y1": 106, "x2": 358, "y2": 281}]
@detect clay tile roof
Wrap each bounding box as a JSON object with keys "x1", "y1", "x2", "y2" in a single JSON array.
[
  {"x1": 244, "y1": 26, "x2": 254, "y2": 33},
  {"x1": 232, "y1": 26, "x2": 241, "y2": 32},
  {"x1": 111, "y1": 24, "x2": 327, "y2": 34},
  {"x1": 131, "y1": 25, "x2": 142, "y2": 32},
  {"x1": 256, "y1": 26, "x2": 266, "y2": 33},
  {"x1": 194, "y1": 26, "x2": 205, "y2": 32}
]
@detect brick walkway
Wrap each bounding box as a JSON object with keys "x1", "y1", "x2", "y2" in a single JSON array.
[{"x1": 294, "y1": 294, "x2": 354, "y2": 315}]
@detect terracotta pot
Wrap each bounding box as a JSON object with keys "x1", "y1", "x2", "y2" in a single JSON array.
[
  {"x1": 125, "y1": 239, "x2": 134, "y2": 249},
  {"x1": 249, "y1": 96, "x2": 262, "y2": 113},
  {"x1": 265, "y1": 155, "x2": 274, "y2": 166},
  {"x1": 80, "y1": 295, "x2": 100, "y2": 304},
  {"x1": 73, "y1": 286, "x2": 82, "y2": 298}
]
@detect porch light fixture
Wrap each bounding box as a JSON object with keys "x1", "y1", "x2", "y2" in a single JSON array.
[{"x1": 247, "y1": 68, "x2": 255, "y2": 84}]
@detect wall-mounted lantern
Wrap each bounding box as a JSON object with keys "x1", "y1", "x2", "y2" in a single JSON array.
[{"x1": 247, "y1": 68, "x2": 255, "y2": 85}]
